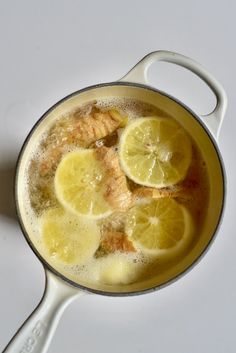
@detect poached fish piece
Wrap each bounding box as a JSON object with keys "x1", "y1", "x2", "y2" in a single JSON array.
[
  {"x1": 95, "y1": 146, "x2": 134, "y2": 211},
  {"x1": 133, "y1": 185, "x2": 192, "y2": 201},
  {"x1": 98, "y1": 231, "x2": 136, "y2": 255},
  {"x1": 39, "y1": 110, "x2": 125, "y2": 176}
]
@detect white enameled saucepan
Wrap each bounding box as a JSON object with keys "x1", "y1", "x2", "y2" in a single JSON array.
[{"x1": 4, "y1": 51, "x2": 227, "y2": 353}]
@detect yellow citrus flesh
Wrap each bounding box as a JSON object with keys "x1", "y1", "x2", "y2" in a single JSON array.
[
  {"x1": 97, "y1": 253, "x2": 142, "y2": 285},
  {"x1": 54, "y1": 149, "x2": 112, "y2": 219},
  {"x1": 119, "y1": 117, "x2": 192, "y2": 187},
  {"x1": 126, "y1": 198, "x2": 193, "y2": 256},
  {"x1": 41, "y1": 208, "x2": 100, "y2": 265}
]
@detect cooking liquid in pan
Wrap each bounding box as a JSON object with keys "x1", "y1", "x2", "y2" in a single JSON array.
[{"x1": 23, "y1": 98, "x2": 210, "y2": 286}]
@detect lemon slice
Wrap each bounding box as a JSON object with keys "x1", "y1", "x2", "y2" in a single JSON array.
[
  {"x1": 54, "y1": 149, "x2": 112, "y2": 219},
  {"x1": 41, "y1": 208, "x2": 100, "y2": 264},
  {"x1": 119, "y1": 117, "x2": 192, "y2": 187},
  {"x1": 126, "y1": 198, "x2": 193, "y2": 257},
  {"x1": 98, "y1": 253, "x2": 143, "y2": 285}
]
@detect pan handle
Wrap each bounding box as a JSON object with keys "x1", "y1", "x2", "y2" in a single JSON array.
[
  {"x1": 120, "y1": 50, "x2": 227, "y2": 140},
  {"x1": 3, "y1": 269, "x2": 82, "y2": 353}
]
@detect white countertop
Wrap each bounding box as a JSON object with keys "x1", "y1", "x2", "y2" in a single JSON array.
[{"x1": 0, "y1": 1, "x2": 235, "y2": 352}]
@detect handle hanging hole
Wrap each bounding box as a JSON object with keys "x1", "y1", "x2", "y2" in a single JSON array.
[{"x1": 148, "y1": 62, "x2": 217, "y2": 116}]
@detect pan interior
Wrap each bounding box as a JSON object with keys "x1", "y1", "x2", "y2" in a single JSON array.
[{"x1": 16, "y1": 83, "x2": 224, "y2": 295}]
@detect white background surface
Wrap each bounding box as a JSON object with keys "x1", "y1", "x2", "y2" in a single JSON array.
[{"x1": 0, "y1": 1, "x2": 235, "y2": 352}]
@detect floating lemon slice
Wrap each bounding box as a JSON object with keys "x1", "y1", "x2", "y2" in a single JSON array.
[
  {"x1": 126, "y1": 198, "x2": 193, "y2": 257},
  {"x1": 119, "y1": 117, "x2": 192, "y2": 187},
  {"x1": 41, "y1": 208, "x2": 100, "y2": 265},
  {"x1": 54, "y1": 149, "x2": 112, "y2": 219},
  {"x1": 98, "y1": 253, "x2": 143, "y2": 285}
]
